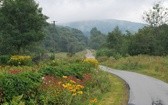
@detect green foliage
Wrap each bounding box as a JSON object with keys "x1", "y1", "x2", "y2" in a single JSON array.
[
  {"x1": 96, "y1": 48, "x2": 113, "y2": 57},
  {"x1": 3, "y1": 95, "x2": 25, "y2": 105},
  {"x1": 84, "y1": 71, "x2": 111, "y2": 99},
  {"x1": 100, "y1": 55, "x2": 168, "y2": 83},
  {"x1": 0, "y1": 51, "x2": 118, "y2": 104},
  {"x1": 0, "y1": 72, "x2": 42, "y2": 102},
  {"x1": 39, "y1": 89, "x2": 74, "y2": 105},
  {"x1": 128, "y1": 27, "x2": 155, "y2": 55},
  {"x1": 0, "y1": 0, "x2": 47, "y2": 54},
  {"x1": 43, "y1": 24, "x2": 87, "y2": 53},
  {"x1": 49, "y1": 54, "x2": 55, "y2": 60},
  {"x1": 89, "y1": 27, "x2": 106, "y2": 49},
  {"x1": 8, "y1": 55, "x2": 32, "y2": 66},
  {"x1": 106, "y1": 26, "x2": 130, "y2": 56},
  {"x1": 107, "y1": 26, "x2": 123, "y2": 49},
  {"x1": 40, "y1": 61, "x2": 92, "y2": 79},
  {"x1": 0, "y1": 55, "x2": 10, "y2": 65},
  {"x1": 128, "y1": 25, "x2": 168, "y2": 56},
  {"x1": 92, "y1": 71, "x2": 111, "y2": 93},
  {"x1": 40, "y1": 66, "x2": 63, "y2": 77},
  {"x1": 96, "y1": 48, "x2": 123, "y2": 60}
]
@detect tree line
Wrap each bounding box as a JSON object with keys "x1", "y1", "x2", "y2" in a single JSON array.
[
  {"x1": 0, "y1": 0, "x2": 167, "y2": 57},
  {"x1": 93, "y1": 2, "x2": 168, "y2": 57},
  {"x1": 0, "y1": 0, "x2": 88, "y2": 55}
]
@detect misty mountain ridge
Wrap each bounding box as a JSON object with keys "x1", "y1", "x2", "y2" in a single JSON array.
[{"x1": 59, "y1": 19, "x2": 146, "y2": 36}]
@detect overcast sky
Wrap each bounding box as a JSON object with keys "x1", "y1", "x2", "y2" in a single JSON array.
[{"x1": 35, "y1": 0, "x2": 168, "y2": 23}]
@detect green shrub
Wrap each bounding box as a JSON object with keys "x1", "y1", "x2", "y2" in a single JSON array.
[
  {"x1": 2, "y1": 95, "x2": 25, "y2": 105},
  {"x1": 68, "y1": 62, "x2": 92, "y2": 79},
  {"x1": 0, "y1": 55, "x2": 10, "y2": 65},
  {"x1": 40, "y1": 66, "x2": 65, "y2": 77},
  {"x1": 39, "y1": 87, "x2": 84, "y2": 105},
  {"x1": 86, "y1": 71, "x2": 111, "y2": 93},
  {"x1": 50, "y1": 54, "x2": 55, "y2": 60},
  {"x1": 96, "y1": 48, "x2": 122, "y2": 59},
  {"x1": 8, "y1": 55, "x2": 32, "y2": 66},
  {"x1": 97, "y1": 56, "x2": 109, "y2": 62},
  {"x1": 96, "y1": 48, "x2": 113, "y2": 57},
  {"x1": 0, "y1": 72, "x2": 42, "y2": 102},
  {"x1": 48, "y1": 60, "x2": 63, "y2": 66},
  {"x1": 40, "y1": 62, "x2": 93, "y2": 79}
]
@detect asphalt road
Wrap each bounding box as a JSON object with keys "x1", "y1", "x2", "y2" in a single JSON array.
[
  {"x1": 85, "y1": 50, "x2": 95, "y2": 59},
  {"x1": 100, "y1": 66, "x2": 168, "y2": 105}
]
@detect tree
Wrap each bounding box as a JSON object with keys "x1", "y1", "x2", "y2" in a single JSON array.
[
  {"x1": 42, "y1": 24, "x2": 87, "y2": 53},
  {"x1": 153, "y1": 24, "x2": 168, "y2": 55},
  {"x1": 107, "y1": 26, "x2": 122, "y2": 50},
  {"x1": 128, "y1": 27, "x2": 156, "y2": 55},
  {"x1": 89, "y1": 27, "x2": 106, "y2": 49},
  {"x1": 143, "y1": 2, "x2": 168, "y2": 27},
  {"x1": 0, "y1": 0, "x2": 47, "y2": 54}
]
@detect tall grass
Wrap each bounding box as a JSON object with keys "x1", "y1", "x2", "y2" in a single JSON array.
[{"x1": 100, "y1": 55, "x2": 168, "y2": 83}]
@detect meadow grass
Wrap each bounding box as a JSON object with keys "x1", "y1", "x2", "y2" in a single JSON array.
[{"x1": 100, "y1": 55, "x2": 168, "y2": 83}]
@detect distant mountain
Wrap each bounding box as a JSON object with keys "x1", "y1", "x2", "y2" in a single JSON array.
[{"x1": 60, "y1": 19, "x2": 146, "y2": 36}]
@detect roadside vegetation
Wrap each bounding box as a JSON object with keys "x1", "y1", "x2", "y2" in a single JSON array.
[
  {"x1": 95, "y1": 2, "x2": 168, "y2": 83},
  {"x1": 99, "y1": 55, "x2": 168, "y2": 83},
  {"x1": 0, "y1": 51, "x2": 128, "y2": 105},
  {"x1": 98, "y1": 74, "x2": 128, "y2": 105}
]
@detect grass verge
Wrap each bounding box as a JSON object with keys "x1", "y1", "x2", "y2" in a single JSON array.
[
  {"x1": 97, "y1": 73, "x2": 128, "y2": 105},
  {"x1": 98, "y1": 55, "x2": 168, "y2": 83}
]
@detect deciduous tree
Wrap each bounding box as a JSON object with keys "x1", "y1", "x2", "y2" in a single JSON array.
[
  {"x1": 0, "y1": 0, "x2": 47, "y2": 54},
  {"x1": 143, "y1": 2, "x2": 168, "y2": 27}
]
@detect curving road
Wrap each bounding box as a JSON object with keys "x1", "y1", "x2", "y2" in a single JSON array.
[
  {"x1": 85, "y1": 50, "x2": 168, "y2": 105},
  {"x1": 100, "y1": 66, "x2": 168, "y2": 105}
]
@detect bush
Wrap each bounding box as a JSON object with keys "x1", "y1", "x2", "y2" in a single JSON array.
[
  {"x1": 40, "y1": 62, "x2": 93, "y2": 79},
  {"x1": 83, "y1": 58, "x2": 99, "y2": 68},
  {"x1": 3, "y1": 95, "x2": 25, "y2": 105},
  {"x1": 8, "y1": 55, "x2": 32, "y2": 66},
  {"x1": 0, "y1": 55, "x2": 10, "y2": 65},
  {"x1": 50, "y1": 54, "x2": 55, "y2": 60},
  {"x1": 83, "y1": 71, "x2": 111, "y2": 103},
  {"x1": 0, "y1": 71, "x2": 42, "y2": 102},
  {"x1": 68, "y1": 62, "x2": 92, "y2": 79},
  {"x1": 39, "y1": 85, "x2": 83, "y2": 105},
  {"x1": 40, "y1": 66, "x2": 64, "y2": 77},
  {"x1": 96, "y1": 48, "x2": 113, "y2": 57},
  {"x1": 97, "y1": 56, "x2": 109, "y2": 62},
  {"x1": 96, "y1": 48, "x2": 123, "y2": 59}
]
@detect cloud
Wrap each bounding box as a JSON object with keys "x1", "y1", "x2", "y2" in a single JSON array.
[{"x1": 35, "y1": 0, "x2": 168, "y2": 23}]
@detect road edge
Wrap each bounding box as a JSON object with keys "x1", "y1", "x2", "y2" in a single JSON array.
[{"x1": 100, "y1": 65, "x2": 130, "y2": 105}]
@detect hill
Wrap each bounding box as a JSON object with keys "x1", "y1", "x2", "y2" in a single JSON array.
[{"x1": 60, "y1": 19, "x2": 146, "y2": 36}]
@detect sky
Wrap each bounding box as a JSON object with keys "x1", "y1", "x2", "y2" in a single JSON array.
[{"x1": 35, "y1": 0, "x2": 168, "y2": 24}]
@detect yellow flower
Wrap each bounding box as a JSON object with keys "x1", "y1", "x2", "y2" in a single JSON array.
[
  {"x1": 72, "y1": 93, "x2": 77, "y2": 96},
  {"x1": 70, "y1": 89, "x2": 76, "y2": 93},
  {"x1": 63, "y1": 76, "x2": 68, "y2": 79},
  {"x1": 62, "y1": 84, "x2": 67, "y2": 88},
  {"x1": 70, "y1": 80, "x2": 76, "y2": 84},
  {"x1": 9, "y1": 55, "x2": 32, "y2": 65},
  {"x1": 90, "y1": 98, "x2": 97, "y2": 103},
  {"x1": 77, "y1": 91, "x2": 83, "y2": 95},
  {"x1": 76, "y1": 85, "x2": 84, "y2": 89},
  {"x1": 84, "y1": 58, "x2": 99, "y2": 67},
  {"x1": 58, "y1": 82, "x2": 62, "y2": 85}
]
